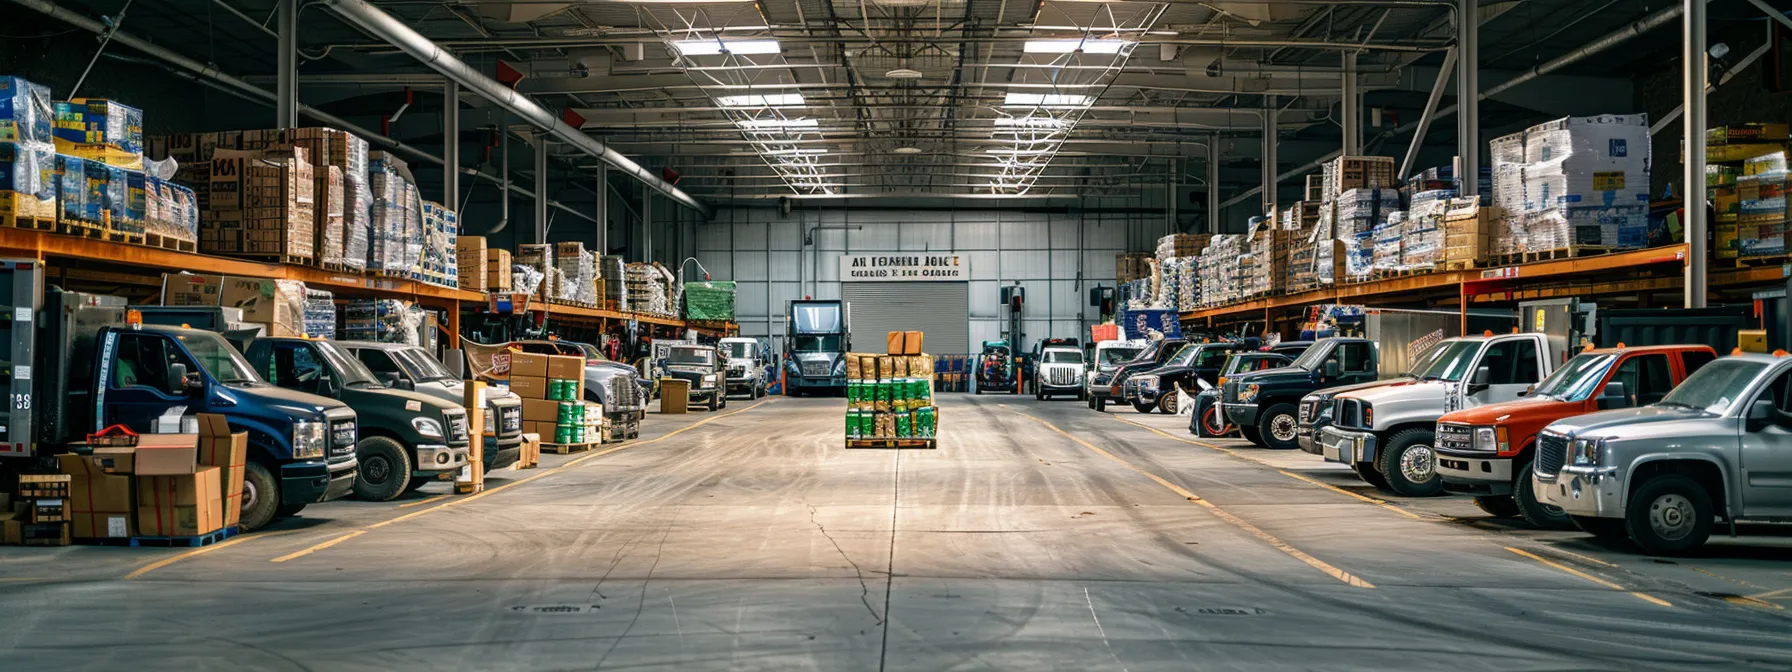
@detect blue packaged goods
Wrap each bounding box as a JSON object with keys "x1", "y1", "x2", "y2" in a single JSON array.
[
  {"x1": 0, "y1": 77, "x2": 53, "y2": 145},
  {"x1": 303, "y1": 288, "x2": 336, "y2": 338},
  {"x1": 1119, "y1": 308, "x2": 1181, "y2": 340},
  {"x1": 121, "y1": 169, "x2": 146, "y2": 237},
  {"x1": 53, "y1": 154, "x2": 87, "y2": 224},
  {"x1": 81, "y1": 160, "x2": 125, "y2": 229},
  {"x1": 0, "y1": 141, "x2": 55, "y2": 219},
  {"x1": 53, "y1": 98, "x2": 144, "y2": 162}
]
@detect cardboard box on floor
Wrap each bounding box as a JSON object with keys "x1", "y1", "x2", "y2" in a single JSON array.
[
  {"x1": 137, "y1": 467, "x2": 222, "y2": 537},
  {"x1": 521, "y1": 398, "x2": 562, "y2": 423},
  {"x1": 58, "y1": 454, "x2": 134, "y2": 538},
  {"x1": 195, "y1": 414, "x2": 247, "y2": 528}
]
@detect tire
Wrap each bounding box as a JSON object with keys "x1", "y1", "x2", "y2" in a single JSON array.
[
  {"x1": 1131, "y1": 400, "x2": 1155, "y2": 414},
  {"x1": 1624, "y1": 474, "x2": 1714, "y2": 555},
  {"x1": 1035, "y1": 386, "x2": 1044, "y2": 401},
  {"x1": 1093, "y1": 396, "x2": 1105, "y2": 412},
  {"x1": 1352, "y1": 464, "x2": 1391, "y2": 490},
  {"x1": 1156, "y1": 390, "x2": 1178, "y2": 414},
  {"x1": 1200, "y1": 405, "x2": 1230, "y2": 437},
  {"x1": 1473, "y1": 495, "x2": 1521, "y2": 518},
  {"x1": 1375, "y1": 428, "x2": 1443, "y2": 497},
  {"x1": 240, "y1": 461, "x2": 282, "y2": 532},
  {"x1": 352, "y1": 435, "x2": 413, "y2": 502},
  {"x1": 720, "y1": 395, "x2": 728, "y2": 409},
  {"x1": 707, "y1": 394, "x2": 719, "y2": 412},
  {"x1": 1572, "y1": 515, "x2": 1629, "y2": 541},
  {"x1": 1239, "y1": 426, "x2": 1263, "y2": 446},
  {"x1": 1256, "y1": 403, "x2": 1300, "y2": 450},
  {"x1": 975, "y1": 386, "x2": 984, "y2": 395},
  {"x1": 1513, "y1": 460, "x2": 1574, "y2": 530}
]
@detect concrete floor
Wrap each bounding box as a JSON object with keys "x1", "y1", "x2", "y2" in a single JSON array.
[{"x1": 2, "y1": 394, "x2": 1790, "y2": 671}]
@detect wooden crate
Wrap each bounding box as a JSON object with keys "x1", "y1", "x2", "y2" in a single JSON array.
[{"x1": 1442, "y1": 200, "x2": 1495, "y2": 269}]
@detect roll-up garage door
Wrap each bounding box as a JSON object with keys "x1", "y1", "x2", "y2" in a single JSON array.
[{"x1": 841, "y1": 282, "x2": 970, "y2": 357}]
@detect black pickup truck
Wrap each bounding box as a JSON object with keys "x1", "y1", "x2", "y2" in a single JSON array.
[
  {"x1": 1090, "y1": 338, "x2": 1187, "y2": 412},
  {"x1": 1220, "y1": 337, "x2": 1379, "y2": 449}
]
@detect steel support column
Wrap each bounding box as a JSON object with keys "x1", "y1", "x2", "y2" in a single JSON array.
[
  {"x1": 275, "y1": 0, "x2": 298, "y2": 127},
  {"x1": 1457, "y1": 0, "x2": 1478, "y2": 194},
  {"x1": 1400, "y1": 47, "x2": 1456, "y2": 179},
  {"x1": 1166, "y1": 158, "x2": 1177, "y2": 235},
  {"x1": 442, "y1": 80, "x2": 460, "y2": 208},
  {"x1": 1206, "y1": 134, "x2": 1220, "y2": 234},
  {"x1": 1685, "y1": 0, "x2": 1707, "y2": 307},
  {"x1": 534, "y1": 133, "x2": 549, "y2": 245},
  {"x1": 1262, "y1": 95, "x2": 1278, "y2": 215},
  {"x1": 1341, "y1": 54, "x2": 1359, "y2": 156},
  {"x1": 597, "y1": 164, "x2": 609, "y2": 255}
]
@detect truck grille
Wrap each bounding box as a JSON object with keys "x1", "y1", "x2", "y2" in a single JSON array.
[
  {"x1": 1333, "y1": 399, "x2": 1364, "y2": 429},
  {"x1": 801, "y1": 360, "x2": 829, "y2": 377},
  {"x1": 1436, "y1": 423, "x2": 1474, "y2": 452},
  {"x1": 1299, "y1": 398, "x2": 1318, "y2": 423},
  {"x1": 1045, "y1": 367, "x2": 1079, "y2": 386},
  {"x1": 1536, "y1": 432, "x2": 1567, "y2": 477},
  {"x1": 330, "y1": 419, "x2": 356, "y2": 456}
]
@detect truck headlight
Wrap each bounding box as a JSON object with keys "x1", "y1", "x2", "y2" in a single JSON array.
[
  {"x1": 292, "y1": 421, "x2": 326, "y2": 459},
  {"x1": 412, "y1": 417, "x2": 444, "y2": 439},
  {"x1": 702, "y1": 374, "x2": 718, "y2": 387},
  {"x1": 1135, "y1": 375, "x2": 1159, "y2": 389},
  {"x1": 1570, "y1": 437, "x2": 1604, "y2": 466},
  {"x1": 1239, "y1": 384, "x2": 1260, "y2": 402},
  {"x1": 1473, "y1": 426, "x2": 1497, "y2": 452}
]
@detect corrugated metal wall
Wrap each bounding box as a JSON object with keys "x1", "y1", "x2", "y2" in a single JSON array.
[{"x1": 693, "y1": 207, "x2": 1167, "y2": 356}]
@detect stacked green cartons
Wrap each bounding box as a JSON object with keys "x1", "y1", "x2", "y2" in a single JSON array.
[
  {"x1": 509, "y1": 351, "x2": 590, "y2": 444},
  {"x1": 844, "y1": 350, "x2": 939, "y2": 441}
]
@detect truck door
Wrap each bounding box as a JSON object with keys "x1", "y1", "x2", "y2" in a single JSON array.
[
  {"x1": 1739, "y1": 367, "x2": 1792, "y2": 517},
  {"x1": 1332, "y1": 341, "x2": 1376, "y2": 384},
  {"x1": 100, "y1": 331, "x2": 197, "y2": 432},
  {"x1": 1472, "y1": 338, "x2": 1543, "y2": 406},
  {"x1": 251, "y1": 341, "x2": 334, "y2": 398}
]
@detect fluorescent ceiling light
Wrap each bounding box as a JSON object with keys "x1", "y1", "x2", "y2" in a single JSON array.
[
  {"x1": 737, "y1": 118, "x2": 819, "y2": 130},
  {"x1": 994, "y1": 116, "x2": 1068, "y2": 128},
  {"x1": 1023, "y1": 39, "x2": 1132, "y2": 54},
  {"x1": 764, "y1": 148, "x2": 827, "y2": 155},
  {"x1": 986, "y1": 148, "x2": 1053, "y2": 155},
  {"x1": 716, "y1": 93, "x2": 806, "y2": 107},
  {"x1": 672, "y1": 39, "x2": 782, "y2": 56},
  {"x1": 1002, "y1": 92, "x2": 1092, "y2": 107}
]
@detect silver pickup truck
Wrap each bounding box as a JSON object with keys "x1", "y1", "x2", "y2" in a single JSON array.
[{"x1": 1534, "y1": 353, "x2": 1792, "y2": 554}]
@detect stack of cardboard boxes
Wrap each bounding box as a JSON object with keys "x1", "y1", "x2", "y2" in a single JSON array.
[
  {"x1": 0, "y1": 77, "x2": 57, "y2": 223},
  {"x1": 487, "y1": 248, "x2": 513, "y2": 292},
  {"x1": 161, "y1": 273, "x2": 307, "y2": 337},
  {"x1": 203, "y1": 146, "x2": 316, "y2": 261},
  {"x1": 1, "y1": 474, "x2": 71, "y2": 546},
  {"x1": 843, "y1": 331, "x2": 939, "y2": 442},
  {"x1": 456, "y1": 236, "x2": 488, "y2": 293},
  {"x1": 509, "y1": 352, "x2": 601, "y2": 446}
]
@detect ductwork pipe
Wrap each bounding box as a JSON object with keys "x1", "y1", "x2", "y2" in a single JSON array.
[
  {"x1": 319, "y1": 0, "x2": 712, "y2": 219},
  {"x1": 7, "y1": 0, "x2": 596, "y2": 225}
]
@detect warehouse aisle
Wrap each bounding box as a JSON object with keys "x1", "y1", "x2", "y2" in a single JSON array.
[{"x1": 1, "y1": 395, "x2": 1788, "y2": 670}]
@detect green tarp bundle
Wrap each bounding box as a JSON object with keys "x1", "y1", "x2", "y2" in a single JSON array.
[{"x1": 683, "y1": 281, "x2": 737, "y2": 321}]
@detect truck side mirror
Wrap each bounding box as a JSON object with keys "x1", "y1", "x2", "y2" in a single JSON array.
[
  {"x1": 168, "y1": 363, "x2": 191, "y2": 396},
  {"x1": 1747, "y1": 398, "x2": 1777, "y2": 432},
  {"x1": 1596, "y1": 381, "x2": 1629, "y2": 410},
  {"x1": 1518, "y1": 384, "x2": 1535, "y2": 398},
  {"x1": 1323, "y1": 360, "x2": 1340, "y2": 379},
  {"x1": 1471, "y1": 366, "x2": 1491, "y2": 387}
]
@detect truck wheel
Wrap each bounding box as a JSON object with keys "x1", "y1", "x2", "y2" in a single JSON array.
[
  {"x1": 707, "y1": 394, "x2": 719, "y2": 412},
  {"x1": 1256, "y1": 403, "x2": 1300, "y2": 450},
  {"x1": 1514, "y1": 460, "x2": 1573, "y2": 530},
  {"x1": 1035, "y1": 386, "x2": 1044, "y2": 401},
  {"x1": 1131, "y1": 400, "x2": 1155, "y2": 414},
  {"x1": 1473, "y1": 495, "x2": 1520, "y2": 518},
  {"x1": 1352, "y1": 464, "x2": 1391, "y2": 490},
  {"x1": 974, "y1": 386, "x2": 983, "y2": 395},
  {"x1": 240, "y1": 461, "x2": 282, "y2": 532},
  {"x1": 352, "y1": 436, "x2": 412, "y2": 502},
  {"x1": 1239, "y1": 426, "x2": 1263, "y2": 446},
  {"x1": 1624, "y1": 474, "x2": 1713, "y2": 555},
  {"x1": 1200, "y1": 405, "x2": 1230, "y2": 437},
  {"x1": 1376, "y1": 428, "x2": 1443, "y2": 497},
  {"x1": 720, "y1": 395, "x2": 728, "y2": 409},
  {"x1": 1093, "y1": 396, "x2": 1105, "y2": 411},
  {"x1": 1571, "y1": 515, "x2": 1628, "y2": 541}
]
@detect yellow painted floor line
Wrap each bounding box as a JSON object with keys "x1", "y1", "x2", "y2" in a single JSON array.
[
  {"x1": 1017, "y1": 411, "x2": 1373, "y2": 589},
  {"x1": 121, "y1": 529, "x2": 306, "y2": 581},
  {"x1": 270, "y1": 530, "x2": 365, "y2": 563},
  {"x1": 1110, "y1": 413, "x2": 1424, "y2": 521},
  {"x1": 1505, "y1": 547, "x2": 1671, "y2": 607},
  {"x1": 1749, "y1": 587, "x2": 1792, "y2": 600},
  {"x1": 1535, "y1": 546, "x2": 1618, "y2": 568},
  {"x1": 397, "y1": 494, "x2": 450, "y2": 509},
  {"x1": 1722, "y1": 595, "x2": 1783, "y2": 611}
]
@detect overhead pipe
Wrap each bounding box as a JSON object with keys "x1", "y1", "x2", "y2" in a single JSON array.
[
  {"x1": 318, "y1": 0, "x2": 712, "y2": 219},
  {"x1": 8, "y1": 0, "x2": 597, "y2": 225},
  {"x1": 1223, "y1": 1, "x2": 1695, "y2": 210}
]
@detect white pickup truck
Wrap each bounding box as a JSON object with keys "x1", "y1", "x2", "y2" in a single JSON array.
[{"x1": 1317, "y1": 332, "x2": 1565, "y2": 496}]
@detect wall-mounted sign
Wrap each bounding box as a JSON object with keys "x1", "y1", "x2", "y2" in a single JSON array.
[{"x1": 840, "y1": 254, "x2": 969, "y2": 282}]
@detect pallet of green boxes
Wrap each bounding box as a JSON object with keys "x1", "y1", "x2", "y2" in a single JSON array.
[{"x1": 843, "y1": 332, "x2": 939, "y2": 449}]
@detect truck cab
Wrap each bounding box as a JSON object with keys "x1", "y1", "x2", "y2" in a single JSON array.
[
  {"x1": 785, "y1": 300, "x2": 848, "y2": 396},
  {"x1": 719, "y1": 337, "x2": 768, "y2": 399},
  {"x1": 1084, "y1": 339, "x2": 1145, "y2": 410},
  {"x1": 665, "y1": 344, "x2": 727, "y2": 411},
  {"x1": 341, "y1": 341, "x2": 524, "y2": 474},
  {"x1": 1032, "y1": 345, "x2": 1085, "y2": 400},
  {"x1": 1091, "y1": 337, "x2": 1187, "y2": 411},
  {"x1": 1126, "y1": 342, "x2": 1242, "y2": 415},
  {"x1": 244, "y1": 337, "x2": 470, "y2": 501},
  {"x1": 1319, "y1": 332, "x2": 1559, "y2": 496},
  {"x1": 1191, "y1": 352, "x2": 1293, "y2": 437},
  {"x1": 1225, "y1": 337, "x2": 1380, "y2": 450},
  {"x1": 1533, "y1": 353, "x2": 1792, "y2": 554},
  {"x1": 97, "y1": 323, "x2": 359, "y2": 530}
]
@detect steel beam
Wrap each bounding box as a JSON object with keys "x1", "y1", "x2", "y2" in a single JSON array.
[
  {"x1": 1685, "y1": 0, "x2": 1707, "y2": 307},
  {"x1": 1341, "y1": 52, "x2": 1360, "y2": 157},
  {"x1": 1262, "y1": 95, "x2": 1278, "y2": 215},
  {"x1": 1457, "y1": 0, "x2": 1477, "y2": 193},
  {"x1": 443, "y1": 80, "x2": 460, "y2": 208},
  {"x1": 535, "y1": 134, "x2": 549, "y2": 245},
  {"x1": 597, "y1": 164, "x2": 609, "y2": 255},
  {"x1": 1207, "y1": 133, "x2": 1220, "y2": 234},
  {"x1": 275, "y1": 0, "x2": 298, "y2": 127},
  {"x1": 1400, "y1": 47, "x2": 1455, "y2": 179}
]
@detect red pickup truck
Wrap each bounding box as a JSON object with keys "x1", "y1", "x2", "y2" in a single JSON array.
[{"x1": 1433, "y1": 344, "x2": 1717, "y2": 528}]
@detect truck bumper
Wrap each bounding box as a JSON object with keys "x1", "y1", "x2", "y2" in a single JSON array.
[
  {"x1": 1318, "y1": 425, "x2": 1376, "y2": 466},
  {"x1": 413, "y1": 442, "x2": 471, "y2": 476},
  {"x1": 1039, "y1": 382, "x2": 1081, "y2": 395},
  {"x1": 290, "y1": 456, "x2": 359, "y2": 504},
  {"x1": 726, "y1": 376, "x2": 757, "y2": 394},
  {"x1": 1436, "y1": 452, "x2": 1516, "y2": 496},
  {"x1": 483, "y1": 434, "x2": 523, "y2": 471},
  {"x1": 1296, "y1": 423, "x2": 1322, "y2": 455},
  {"x1": 1221, "y1": 402, "x2": 1260, "y2": 428},
  {"x1": 789, "y1": 376, "x2": 844, "y2": 393},
  {"x1": 1534, "y1": 468, "x2": 1624, "y2": 518}
]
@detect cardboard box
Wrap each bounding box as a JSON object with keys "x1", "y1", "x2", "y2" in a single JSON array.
[
  {"x1": 1707, "y1": 123, "x2": 1789, "y2": 146},
  {"x1": 4, "y1": 520, "x2": 69, "y2": 546},
  {"x1": 886, "y1": 331, "x2": 904, "y2": 355},
  {"x1": 523, "y1": 421, "x2": 557, "y2": 440},
  {"x1": 134, "y1": 433, "x2": 199, "y2": 475},
  {"x1": 195, "y1": 414, "x2": 247, "y2": 529},
  {"x1": 486, "y1": 248, "x2": 512, "y2": 292},
  {"x1": 903, "y1": 331, "x2": 924, "y2": 355},
  {"x1": 90, "y1": 446, "x2": 136, "y2": 474},
  {"x1": 24, "y1": 497, "x2": 65, "y2": 523},
  {"x1": 510, "y1": 352, "x2": 549, "y2": 378},
  {"x1": 521, "y1": 399, "x2": 564, "y2": 423},
  {"x1": 546, "y1": 354, "x2": 584, "y2": 380},
  {"x1": 137, "y1": 466, "x2": 222, "y2": 537},
  {"x1": 519, "y1": 433, "x2": 540, "y2": 469},
  {"x1": 58, "y1": 454, "x2": 134, "y2": 538},
  {"x1": 509, "y1": 375, "x2": 549, "y2": 399}
]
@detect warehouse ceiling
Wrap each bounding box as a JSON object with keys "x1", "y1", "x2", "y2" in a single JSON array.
[{"x1": 40, "y1": 0, "x2": 1711, "y2": 203}]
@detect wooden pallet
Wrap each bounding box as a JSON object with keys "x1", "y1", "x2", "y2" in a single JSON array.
[
  {"x1": 231, "y1": 253, "x2": 315, "y2": 266},
  {"x1": 2, "y1": 213, "x2": 55, "y2": 231},
  {"x1": 78, "y1": 526, "x2": 240, "y2": 548},
  {"x1": 1489, "y1": 245, "x2": 1622, "y2": 267},
  {"x1": 1722, "y1": 254, "x2": 1788, "y2": 268},
  {"x1": 142, "y1": 231, "x2": 197, "y2": 253},
  {"x1": 1439, "y1": 258, "x2": 1482, "y2": 271},
  {"x1": 846, "y1": 438, "x2": 937, "y2": 449},
  {"x1": 319, "y1": 261, "x2": 350, "y2": 273},
  {"x1": 56, "y1": 220, "x2": 106, "y2": 240},
  {"x1": 542, "y1": 440, "x2": 598, "y2": 454}
]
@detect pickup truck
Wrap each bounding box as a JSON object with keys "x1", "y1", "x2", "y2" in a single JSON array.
[
  {"x1": 5, "y1": 282, "x2": 360, "y2": 532},
  {"x1": 1192, "y1": 352, "x2": 1293, "y2": 437},
  {"x1": 1319, "y1": 332, "x2": 1562, "y2": 496},
  {"x1": 1033, "y1": 345, "x2": 1086, "y2": 400},
  {"x1": 719, "y1": 337, "x2": 769, "y2": 399},
  {"x1": 341, "y1": 341, "x2": 524, "y2": 474},
  {"x1": 664, "y1": 344, "x2": 727, "y2": 411},
  {"x1": 1091, "y1": 337, "x2": 1186, "y2": 412},
  {"x1": 1437, "y1": 345, "x2": 1715, "y2": 528},
  {"x1": 1533, "y1": 353, "x2": 1792, "y2": 554},
  {"x1": 1126, "y1": 342, "x2": 1246, "y2": 414},
  {"x1": 244, "y1": 337, "x2": 470, "y2": 501},
  {"x1": 1084, "y1": 339, "x2": 1145, "y2": 410},
  {"x1": 1226, "y1": 337, "x2": 1381, "y2": 449}
]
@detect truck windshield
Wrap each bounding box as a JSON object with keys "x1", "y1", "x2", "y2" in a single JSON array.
[
  {"x1": 1043, "y1": 350, "x2": 1083, "y2": 364},
  {"x1": 1099, "y1": 347, "x2": 1142, "y2": 365},
  {"x1": 1287, "y1": 341, "x2": 1332, "y2": 371},
  {"x1": 669, "y1": 348, "x2": 715, "y2": 366},
  {"x1": 1194, "y1": 347, "x2": 1231, "y2": 368},
  {"x1": 315, "y1": 342, "x2": 381, "y2": 387},
  {"x1": 1530, "y1": 353, "x2": 1616, "y2": 402},
  {"x1": 1164, "y1": 344, "x2": 1199, "y2": 367},
  {"x1": 1410, "y1": 340, "x2": 1482, "y2": 381},
  {"x1": 724, "y1": 342, "x2": 755, "y2": 359},
  {"x1": 1659, "y1": 359, "x2": 1768, "y2": 414},
  {"x1": 394, "y1": 348, "x2": 456, "y2": 383},
  {"x1": 793, "y1": 335, "x2": 841, "y2": 352},
  {"x1": 176, "y1": 332, "x2": 259, "y2": 384}
]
